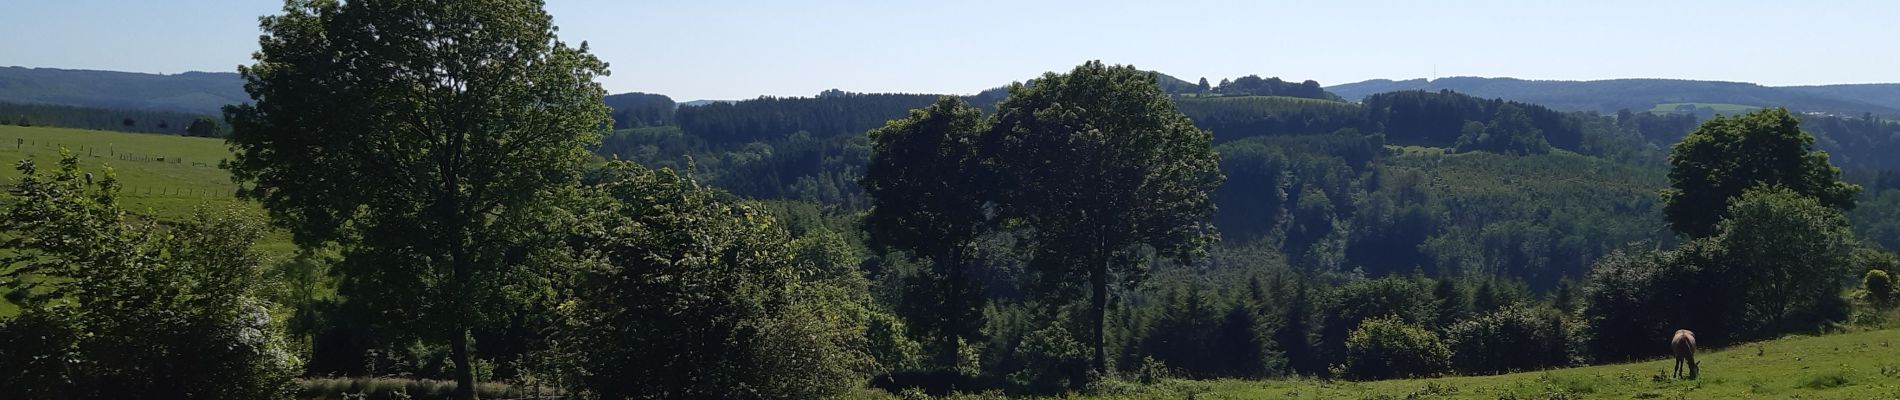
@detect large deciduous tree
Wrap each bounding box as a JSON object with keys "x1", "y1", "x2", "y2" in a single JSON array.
[
  {"x1": 223, "y1": 1, "x2": 610, "y2": 397},
  {"x1": 1662, "y1": 108, "x2": 1859, "y2": 237},
  {"x1": 861, "y1": 96, "x2": 991, "y2": 367},
  {"x1": 986, "y1": 61, "x2": 1224, "y2": 373}
]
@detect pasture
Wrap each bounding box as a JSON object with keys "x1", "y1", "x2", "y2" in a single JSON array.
[
  {"x1": 1649, "y1": 102, "x2": 1761, "y2": 114},
  {"x1": 0, "y1": 125, "x2": 291, "y2": 316},
  {"x1": 872, "y1": 328, "x2": 1900, "y2": 399},
  {"x1": 0, "y1": 125, "x2": 242, "y2": 217}
]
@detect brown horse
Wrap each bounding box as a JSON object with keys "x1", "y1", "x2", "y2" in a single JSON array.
[{"x1": 1671, "y1": 329, "x2": 1699, "y2": 379}]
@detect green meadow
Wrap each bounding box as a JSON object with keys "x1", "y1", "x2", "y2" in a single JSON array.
[
  {"x1": 0, "y1": 125, "x2": 292, "y2": 317},
  {"x1": 1649, "y1": 102, "x2": 1761, "y2": 114},
  {"x1": 870, "y1": 327, "x2": 1900, "y2": 399},
  {"x1": 0, "y1": 125, "x2": 243, "y2": 218}
]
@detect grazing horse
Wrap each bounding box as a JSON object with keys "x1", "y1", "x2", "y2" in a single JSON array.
[{"x1": 1671, "y1": 329, "x2": 1699, "y2": 379}]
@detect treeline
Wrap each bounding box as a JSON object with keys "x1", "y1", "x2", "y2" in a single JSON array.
[
  {"x1": 1174, "y1": 96, "x2": 1374, "y2": 141},
  {"x1": 1210, "y1": 130, "x2": 1669, "y2": 289},
  {"x1": 1173, "y1": 90, "x2": 1588, "y2": 156},
  {"x1": 0, "y1": 101, "x2": 223, "y2": 136},
  {"x1": 1203, "y1": 75, "x2": 1338, "y2": 100},
  {"x1": 1615, "y1": 109, "x2": 1900, "y2": 171},
  {"x1": 1050, "y1": 108, "x2": 1892, "y2": 385},
  {"x1": 1364, "y1": 90, "x2": 1583, "y2": 151},
  {"x1": 674, "y1": 92, "x2": 941, "y2": 144},
  {"x1": 602, "y1": 92, "x2": 674, "y2": 129}
]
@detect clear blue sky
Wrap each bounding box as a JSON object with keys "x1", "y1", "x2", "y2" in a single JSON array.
[{"x1": 2, "y1": 0, "x2": 1895, "y2": 100}]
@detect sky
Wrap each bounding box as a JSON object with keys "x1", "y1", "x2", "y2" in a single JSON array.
[{"x1": 1, "y1": 0, "x2": 1896, "y2": 100}]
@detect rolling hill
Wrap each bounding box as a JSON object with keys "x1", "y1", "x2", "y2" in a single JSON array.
[
  {"x1": 0, "y1": 67, "x2": 247, "y2": 115},
  {"x1": 1328, "y1": 77, "x2": 1900, "y2": 117}
]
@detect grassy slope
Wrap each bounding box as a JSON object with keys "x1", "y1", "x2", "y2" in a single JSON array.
[
  {"x1": 0, "y1": 125, "x2": 243, "y2": 217},
  {"x1": 0, "y1": 125, "x2": 293, "y2": 316},
  {"x1": 880, "y1": 329, "x2": 1900, "y2": 399},
  {"x1": 1649, "y1": 102, "x2": 1761, "y2": 114}
]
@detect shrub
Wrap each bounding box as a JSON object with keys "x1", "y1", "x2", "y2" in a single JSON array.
[
  {"x1": 0, "y1": 156, "x2": 297, "y2": 399},
  {"x1": 1866, "y1": 269, "x2": 1897, "y2": 307},
  {"x1": 1342, "y1": 316, "x2": 1450, "y2": 380},
  {"x1": 549, "y1": 164, "x2": 875, "y2": 399},
  {"x1": 1008, "y1": 325, "x2": 1091, "y2": 394},
  {"x1": 1445, "y1": 305, "x2": 1572, "y2": 374}
]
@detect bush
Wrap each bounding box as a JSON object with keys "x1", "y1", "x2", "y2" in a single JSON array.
[
  {"x1": 1866, "y1": 269, "x2": 1897, "y2": 307},
  {"x1": 1444, "y1": 305, "x2": 1573, "y2": 374},
  {"x1": 1008, "y1": 325, "x2": 1091, "y2": 394},
  {"x1": 1342, "y1": 316, "x2": 1450, "y2": 380},
  {"x1": 549, "y1": 164, "x2": 875, "y2": 399},
  {"x1": 1582, "y1": 188, "x2": 1859, "y2": 362},
  {"x1": 0, "y1": 156, "x2": 297, "y2": 399}
]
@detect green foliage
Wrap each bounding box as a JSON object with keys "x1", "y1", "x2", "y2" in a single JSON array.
[
  {"x1": 1364, "y1": 90, "x2": 1582, "y2": 150},
  {"x1": 1453, "y1": 105, "x2": 1553, "y2": 155},
  {"x1": 1330, "y1": 77, "x2": 1900, "y2": 119},
  {"x1": 1863, "y1": 269, "x2": 1896, "y2": 307},
  {"x1": 1343, "y1": 316, "x2": 1451, "y2": 380},
  {"x1": 1318, "y1": 275, "x2": 1439, "y2": 370},
  {"x1": 0, "y1": 152, "x2": 296, "y2": 399},
  {"x1": 1717, "y1": 187, "x2": 1857, "y2": 334},
  {"x1": 862, "y1": 97, "x2": 992, "y2": 367},
  {"x1": 1137, "y1": 281, "x2": 1278, "y2": 379},
  {"x1": 226, "y1": 0, "x2": 612, "y2": 396},
  {"x1": 1443, "y1": 305, "x2": 1575, "y2": 374},
  {"x1": 1584, "y1": 187, "x2": 1857, "y2": 361},
  {"x1": 1662, "y1": 108, "x2": 1861, "y2": 237},
  {"x1": 551, "y1": 163, "x2": 875, "y2": 399},
  {"x1": 1173, "y1": 96, "x2": 1369, "y2": 141},
  {"x1": 603, "y1": 92, "x2": 676, "y2": 129},
  {"x1": 987, "y1": 61, "x2": 1224, "y2": 372},
  {"x1": 1210, "y1": 75, "x2": 1336, "y2": 100},
  {"x1": 1006, "y1": 325, "x2": 1091, "y2": 393},
  {"x1": 0, "y1": 101, "x2": 213, "y2": 135},
  {"x1": 185, "y1": 116, "x2": 221, "y2": 137}
]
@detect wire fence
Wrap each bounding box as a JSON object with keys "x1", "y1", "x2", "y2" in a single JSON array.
[{"x1": 2, "y1": 137, "x2": 234, "y2": 199}]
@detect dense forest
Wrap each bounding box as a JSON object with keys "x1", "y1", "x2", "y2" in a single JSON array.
[
  {"x1": 1328, "y1": 77, "x2": 1900, "y2": 117},
  {"x1": 3, "y1": 2, "x2": 1900, "y2": 399},
  {"x1": 0, "y1": 101, "x2": 223, "y2": 136}
]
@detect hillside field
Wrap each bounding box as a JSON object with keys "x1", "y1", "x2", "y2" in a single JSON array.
[
  {"x1": 0, "y1": 125, "x2": 292, "y2": 316},
  {"x1": 1649, "y1": 102, "x2": 1760, "y2": 114},
  {"x1": 0, "y1": 125, "x2": 242, "y2": 216},
  {"x1": 863, "y1": 328, "x2": 1900, "y2": 399}
]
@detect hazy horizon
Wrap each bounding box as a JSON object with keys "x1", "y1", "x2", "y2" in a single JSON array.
[{"x1": 4, "y1": 0, "x2": 1897, "y2": 100}]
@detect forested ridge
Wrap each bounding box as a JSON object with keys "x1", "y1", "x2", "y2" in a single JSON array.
[{"x1": 3, "y1": 2, "x2": 1900, "y2": 398}]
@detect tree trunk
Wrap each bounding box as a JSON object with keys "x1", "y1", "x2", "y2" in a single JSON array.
[
  {"x1": 1091, "y1": 258, "x2": 1109, "y2": 374},
  {"x1": 442, "y1": 151, "x2": 477, "y2": 400},
  {"x1": 944, "y1": 246, "x2": 964, "y2": 371},
  {"x1": 451, "y1": 327, "x2": 477, "y2": 400}
]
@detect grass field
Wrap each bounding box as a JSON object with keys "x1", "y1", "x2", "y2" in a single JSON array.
[
  {"x1": 0, "y1": 125, "x2": 292, "y2": 316},
  {"x1": 1649, "y1": 102, "x2": 1760, "y2": 114},
  {"x1": 0, "y1": 125, "x2": 244, "y2": 218},
  {"x1": 863, "y1": 328, "x2": 1900, "y2": 399}
]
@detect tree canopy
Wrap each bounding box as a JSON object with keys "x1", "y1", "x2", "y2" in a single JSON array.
[
  {"x1": 1662, "y1": 108, "x2": 1860, "y2": 237},
  {"x1": 222, "y1": 0, "x2": 611, "y2": 397},
  {"x1": 987, "y1": 61, "x2": 1224, "y2": 372}
]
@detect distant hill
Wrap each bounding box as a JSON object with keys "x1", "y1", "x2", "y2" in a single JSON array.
[
  {"x1": 1784, "y1": 83, "x2": 1900, "y2": 112},
  {"x1": 1328, "y1": 77, "x2": 1900, "y2": 116},
  {"x1": 603, "y1": 92, "x2": 676, "y2": 128},
  {"x1": 0, "y1": 67, "x2": 247, "y2": 115}
]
